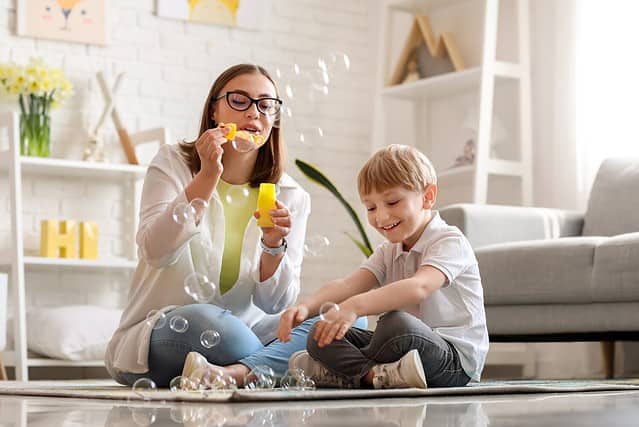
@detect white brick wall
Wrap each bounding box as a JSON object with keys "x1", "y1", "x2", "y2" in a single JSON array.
[{"x1": 0, "y1": 0, "x2": 380, "y2": 317}]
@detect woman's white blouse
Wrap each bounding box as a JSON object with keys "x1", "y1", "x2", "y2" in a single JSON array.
[{"x1": 105, "y1": 144, "x2": 310, "y2": 375}]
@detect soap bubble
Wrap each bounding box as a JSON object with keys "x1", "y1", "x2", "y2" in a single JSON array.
[
  {"x1": 282, "y1": 105, "x2": 293, "y2": 119},
  {"x1": 189, "y1": 198, "x2": 208, "y2": 223},
  {"x1": 169, "y1": 375, "x2": 197, "y2": 392},
  {"x1": 145, "y1": 310, "x2": 166, "y2": 330},
  {"x1": 224, "y1": 186, "x2": 251, "y2": 205},
  {"x1": 304, "y1": 235, "x2": 331, "y2": 257},
  {"x1": 244, "y1": 365, "x2": 276, "y2": 390},
  {"x1": 198, "y1": 366, "x2": 224, "y2": 390},
  {"x1": 304, "y1": 69, "x2": 330, "y2": 101},
  {"x1": 169, "y1": 315, "x2": 189, "y2": 333},
  {"x1": 232, "y1": 135, "x2": 256, "y2": 153},
  {"x1": 169, "y1": 407, "x2": 194, "y2": 423},
  {"x1": 131, "y1": 377, "x2": 157, "y2": 400},
  {"x1": 130, "y1": 408, "x2": 158, "y2": 426},
  {"x1": 294, "y1": 126, "x2": 324, "y2": 147},
  {"x1": 280, "y1": 368, "x2": 305, "y2": 390},
  {"x1": 172, "y1": 202, "x2": 196, "y2": 225},
  {"x1": 319, "y1": 302, "x2": 340, "y2": 321},
  {"x1": 318, "y1": 51, "x2": 351, "y2": 77},
  {"x1": 301, "y1": 377, "x2": 316, "y2": 390},
  {"x1": 200, "y1": 329, "x2": 221, "y2": 348},
  {"x1": 197, "y1": 367, "x2": 238, "y2": 391},
  {"x1": 223, "y1": 375, "x2": 238, "y2": 390},
  {"x1": 184, "y1": 272, "x2": 216, "y2": 303}
]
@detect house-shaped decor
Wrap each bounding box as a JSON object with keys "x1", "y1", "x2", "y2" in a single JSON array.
[{"x1": 388, "y1": 15, "x2": 465, "y2": 86}]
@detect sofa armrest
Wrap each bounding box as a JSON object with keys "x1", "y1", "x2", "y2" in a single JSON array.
[{"x1": 439, "y1": 203, "x2": 584, "y2": 249}]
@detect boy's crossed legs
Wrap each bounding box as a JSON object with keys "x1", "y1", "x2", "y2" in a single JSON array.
[{"x1": 300, "y1": 310, "x2": 470, "y2": 388}]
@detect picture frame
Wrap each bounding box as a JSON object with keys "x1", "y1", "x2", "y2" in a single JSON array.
[
  {"x1": 16, "y1": 0, "x2": 109, "y2": 46},
  {"x1": 156, "y1": 0, "x2": 268, "y2": 30}
]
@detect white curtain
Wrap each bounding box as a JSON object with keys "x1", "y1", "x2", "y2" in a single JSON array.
[{"x1": 576, "y1": 0, "x2": 639, "y2": 202}]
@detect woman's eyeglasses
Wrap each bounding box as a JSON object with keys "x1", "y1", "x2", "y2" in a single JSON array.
[{"x1": 216, "y1": 91, "x2": 283, "y2": 117}]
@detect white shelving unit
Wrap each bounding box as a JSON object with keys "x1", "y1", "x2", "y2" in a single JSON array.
[
  {"x1": 375, "y1": 0, "x2": 533, "y2": 207},
  {"x1": 0, "y1": 112, "x2": 146, "y2": 380},
  {"x1": 374, "y1": 0, "x2": 536, "y2": 377}
]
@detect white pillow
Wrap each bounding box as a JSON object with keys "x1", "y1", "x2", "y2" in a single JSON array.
[{"x1": 26, "y1": 305, "x2": 122, "y2": 361}]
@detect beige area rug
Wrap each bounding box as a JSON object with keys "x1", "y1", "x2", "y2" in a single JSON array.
[{"x1": 1, "y1": 379, "x2": 638, "y2": 403}]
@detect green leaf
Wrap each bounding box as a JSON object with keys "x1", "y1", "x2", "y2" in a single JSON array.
[
  {"x1": 345, "y1": 232, "x2": 373, "y2": 257},
  {"x1": 295, "y1": 159, "x2": 373, "y2": 256}
]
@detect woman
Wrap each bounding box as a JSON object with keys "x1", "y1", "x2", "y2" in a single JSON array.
[{"x1": 105, "y1": 64, "x2": 314, "y2": 387}]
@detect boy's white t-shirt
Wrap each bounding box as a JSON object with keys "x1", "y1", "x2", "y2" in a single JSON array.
[{"x1": 360, "y1": 211, "x2": 489, "y2": 381}]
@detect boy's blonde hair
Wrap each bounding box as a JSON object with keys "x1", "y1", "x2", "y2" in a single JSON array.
[{"x1": 357, "y1": 144, "x2": 437, "y2": 195}]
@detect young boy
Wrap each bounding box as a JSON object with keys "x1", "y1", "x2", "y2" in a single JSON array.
[{"x1": 277, "y1": 144, "x2": 488, "y2": 389}]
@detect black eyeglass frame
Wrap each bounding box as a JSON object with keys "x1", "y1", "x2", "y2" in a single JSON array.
[{"x1": 215, "y1": 91, "x2": 283, "y2": 116}]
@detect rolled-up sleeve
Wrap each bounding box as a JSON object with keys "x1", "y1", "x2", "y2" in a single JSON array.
[{"x1": 136, "y1": 151, "x2": 201, "y2": 268}]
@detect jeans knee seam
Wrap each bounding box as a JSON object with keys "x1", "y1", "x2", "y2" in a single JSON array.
[
  {"x1": 366, "y1": 333, "x2": 449, "y2": 362},
  {"x1": 150, "y1": 339, "x2": 196, "y2": 354}
]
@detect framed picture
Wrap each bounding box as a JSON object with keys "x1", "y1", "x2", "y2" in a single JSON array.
[
  {"x1": 156, "y1": 0, "x2": 267, "y2": 30},
  {"x1": 17, "y1": 0, "x2": 109, "y2": 45}
]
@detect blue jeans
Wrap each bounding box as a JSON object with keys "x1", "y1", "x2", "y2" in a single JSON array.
[{"x1": 116, "y1": 304, "x2": 367, "y2": 387}]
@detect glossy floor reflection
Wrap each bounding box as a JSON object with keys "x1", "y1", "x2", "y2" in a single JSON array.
[{"x1": 1, "y1": 390, "x2": 639, "y2": 426}]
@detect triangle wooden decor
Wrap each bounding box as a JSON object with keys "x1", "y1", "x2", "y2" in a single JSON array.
[{"x1": 388, "y1": 15, "x2": 465, "y2": 86}]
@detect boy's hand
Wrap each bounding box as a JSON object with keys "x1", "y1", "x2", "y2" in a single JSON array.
[
  {"x1": 277, "y1": 304, "x2": 309, "y2": 342},
  {"x1": 313, "y1": 308, "x2": 357, "y2": 347}
]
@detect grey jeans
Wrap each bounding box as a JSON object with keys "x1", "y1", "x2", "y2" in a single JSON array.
[{"x1": 307, "y1": 310, "x2": 471, "y2": 388}]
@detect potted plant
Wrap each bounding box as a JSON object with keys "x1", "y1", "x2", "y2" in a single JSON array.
[
  {"x1": 295, "y1": 159, "x2": 373, "y2": 257},
  {"x1": 0, "y1": 58, "x2": 73, "y2": 157}
]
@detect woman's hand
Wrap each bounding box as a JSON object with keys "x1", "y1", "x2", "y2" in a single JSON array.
[
  {"x1": 195, "y1": 127, "x2": 229, "y2": 179},
  {"x1": 255, "y1": 200, "x2": 291, "y2": 248},
  {"x1": 313, "y1": 307, "x2": 357, "y2": 347},
  {"x1": 277, "y1": 304, "x2": 310, "y2": 342}
]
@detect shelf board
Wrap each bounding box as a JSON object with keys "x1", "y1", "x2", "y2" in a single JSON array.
[
  {"x1": 382, "y1": 63, "x2": 522, "y2": 101},
  {"x1": 382, "y1": 67, "x2": 481, "y2": 100},
  {"x1": 389, "y1": 0, "x2": 469, "y2": 13},
  {"x1": 23, "y1": 256, "x2": 138, "y2": 271},
  {"x1": 437, "y1": 161, "x2": 524, "y2": 182},
  {"x1": 0, "y1": 253, "x2": 137, "y2": 271},
  {"x1": 0, "y1": 153, "x2": 147, "y2": 179},
  {"x1": 438, "y1": 165, "x2": 474, "y2": 180},
  {"x1": 2, "y1": 352, "x2": 105, "y2": 367},
  {"x1": 28, "y1": 358, "x2": 106, "y2": 367}
]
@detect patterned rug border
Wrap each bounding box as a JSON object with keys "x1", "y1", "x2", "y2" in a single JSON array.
[{"x1": 1, "y1": 379, "x2": 638, "y2": 403}]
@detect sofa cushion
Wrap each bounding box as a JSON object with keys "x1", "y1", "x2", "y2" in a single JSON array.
[
  {"x1": 486, "y1": 303, "x2": 639, "y2": 336},
  {"x1": 583, "y1": 157, "x2": 639, "y2": 236},
  {"x1": 477, "y1": 237, "x2": 604, "y2": 305},
  {"x1": 592, "y1": 232, "x2": 639, "y2": 302}
]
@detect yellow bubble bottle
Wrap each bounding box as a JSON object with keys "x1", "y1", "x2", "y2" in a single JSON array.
[{"x1": 257, "y1": 183, "x2": 276, "y2": 227}]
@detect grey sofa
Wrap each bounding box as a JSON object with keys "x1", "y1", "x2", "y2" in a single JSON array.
[{"x1": 439, "y1": 158, "x2": 639, "y2": 377}]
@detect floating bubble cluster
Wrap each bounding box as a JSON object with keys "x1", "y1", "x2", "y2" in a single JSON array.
[
  {"x1": 243, "y1": 365, "x2": 276, "y2": 390},
  {"x1": 184, "y1": 272, "x2": 217, "y2": 303},
  {"x1": 272, "y1": 52, "x2": 352, "y2": 148},
  {"x1": 280, "y1": 368, "x2": 316, "y2": 391},
  {"x1": 169, "y1": 375, "x2": 198, "y2": 392}
]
